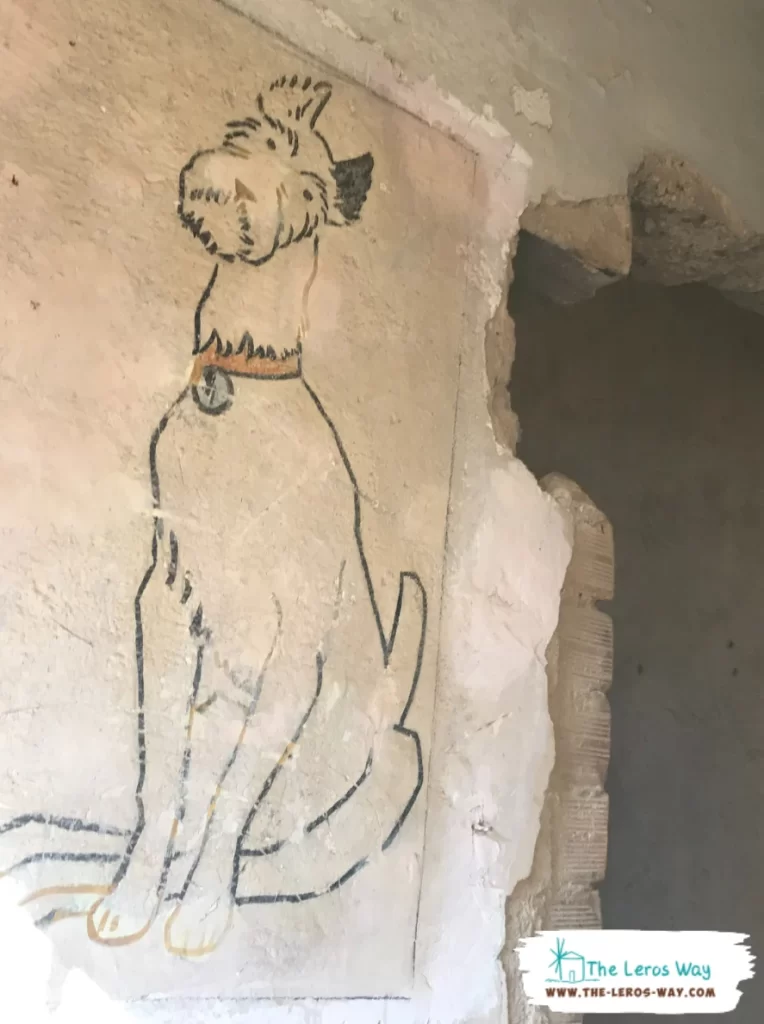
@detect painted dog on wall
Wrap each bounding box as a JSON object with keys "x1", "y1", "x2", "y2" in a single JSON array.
[
  {"x1": 76, "y1": 75, "x2": 429, "y2": 956},
  {"x1": 0, "y1": 75, "x2": 426, "y2": 958}
]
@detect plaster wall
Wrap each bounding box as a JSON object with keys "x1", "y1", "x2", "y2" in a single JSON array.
[{"x1": 0, "y1": 0, "x2": 571, "y2": 1020}]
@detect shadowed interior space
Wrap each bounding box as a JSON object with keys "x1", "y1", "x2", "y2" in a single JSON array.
[{"x1": 510, "y1": 267, "x2": 764, "y2": 1023}]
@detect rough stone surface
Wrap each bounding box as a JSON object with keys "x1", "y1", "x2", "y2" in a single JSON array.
[
  {"x1": 513, "y1": 231, "x2": 619, "y2": 306},
  {"x1": 630, "y1": 152, "x2": 764, "y2": 313},
  {"x1": 515, "y1": 195, "x2": 631, "y2": 305},
  {"x1": 0, "y1": 0, "x2": 571, "y2": 1019},
  {"x1": 521, "y1": 196, "x2": 632, "y2": 280},
  {"x1": 485, "y1": 251, "x2": 520, "y2": 452},
  {"x1": 518, "y1": 156, "x2": 764, "y2": 315}
]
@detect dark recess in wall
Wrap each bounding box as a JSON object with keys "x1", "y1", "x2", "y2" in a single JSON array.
[{"x1": 509, "y1": 264, "x2": 764, "y2": 1024}]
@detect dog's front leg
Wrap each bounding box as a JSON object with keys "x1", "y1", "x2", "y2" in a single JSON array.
[
  {"x1": 161, "y1": 622, "x2": 323, "y2": 958},
  {"x1": 87, "y1": 529, "x2": 202, "y2": 946}
]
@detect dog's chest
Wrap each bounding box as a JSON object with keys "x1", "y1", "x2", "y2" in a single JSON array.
[{"x1": 155, "y1": 377, "x2": 353, "y2": 542}]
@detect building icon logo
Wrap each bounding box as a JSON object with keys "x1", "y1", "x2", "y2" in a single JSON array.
[{"x1": 547, "y1": 938, "x2": 587, "y2": 984}]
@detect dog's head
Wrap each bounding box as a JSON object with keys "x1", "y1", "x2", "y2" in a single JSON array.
[{"x1": 178, "y1": 75, "x2": 374, "y2": 266}]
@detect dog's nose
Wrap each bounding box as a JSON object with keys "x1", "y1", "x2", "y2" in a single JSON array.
[{"x1": 235, "y1": 178, "x2": 256, "y2": 202}]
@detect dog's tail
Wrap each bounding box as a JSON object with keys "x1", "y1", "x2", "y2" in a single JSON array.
[
  {"x1": 384, "y1": 571, "x2": 427, "y2": 729},
  {"x1": 233, "y1": 570, "x2": 427, "y2": 904}
]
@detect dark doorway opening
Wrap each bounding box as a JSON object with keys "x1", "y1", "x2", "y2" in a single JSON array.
[{"x1": 510, "y1": 256, "x2": 764, "y2": 1023}]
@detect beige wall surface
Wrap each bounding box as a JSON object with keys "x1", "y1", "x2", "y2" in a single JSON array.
[{"x1": 0, "y1": 0, "x2": 476, "y2": 999}]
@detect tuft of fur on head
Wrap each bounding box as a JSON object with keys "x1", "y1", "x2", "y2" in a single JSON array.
[{"x1": 178, "y1": 75, "x2": 374, "y2": 266}]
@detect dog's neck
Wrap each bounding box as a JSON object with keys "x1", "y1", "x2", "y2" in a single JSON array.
[{"x1": 194, "y1": 240, "x2": 319, "y2": 377}]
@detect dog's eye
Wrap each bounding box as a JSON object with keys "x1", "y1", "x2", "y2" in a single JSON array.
[
  {"x1": 303, "y1": 189, "x2": 313, "y2": 201},
  {"x1": 267, "y1": 138, "x2": 276, "y2": 151}
]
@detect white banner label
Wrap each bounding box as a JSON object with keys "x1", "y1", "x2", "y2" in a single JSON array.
[{"x1": 516, "y1": 931, "x2": 754, "y2": 1014}]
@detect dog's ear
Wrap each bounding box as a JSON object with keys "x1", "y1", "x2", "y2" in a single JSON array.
[
  {"x1": 308, "y1": 81, "x2": 333, "y2": 129},
  {"x1": 331, "y1": 152, "x2": 374, "y2": 224}
]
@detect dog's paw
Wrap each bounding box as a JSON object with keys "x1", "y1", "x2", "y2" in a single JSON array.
[
  {"x1": 164, "y1": 889, "x2": 234, "y2": 957},
  {"x1": 86, "y1": 876, "x2": 161, "y2": 946}
]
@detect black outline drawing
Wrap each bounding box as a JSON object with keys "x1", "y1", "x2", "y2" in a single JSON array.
[{"x1": 1, "y1": 74, "x2": 428, "y2": 963}]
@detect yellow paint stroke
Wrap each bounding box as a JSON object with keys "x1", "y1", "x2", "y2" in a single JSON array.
[
  {"x1": 21, "y1": 883, "x2": 112, "y2": 906},
  {"x1": 163, "y1": 901, "x2": 233, "y2": 958},
  {"x1": 86, "y1": 896, "x2": 155, "y2": 947},
  {"x1": 299, "y1": 235, "x2": 320, "y2": 340}
]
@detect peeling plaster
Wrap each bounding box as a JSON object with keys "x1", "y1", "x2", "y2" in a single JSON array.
[{"x1": 511, "y1": 86, "x2": 552, "y2": 130}]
